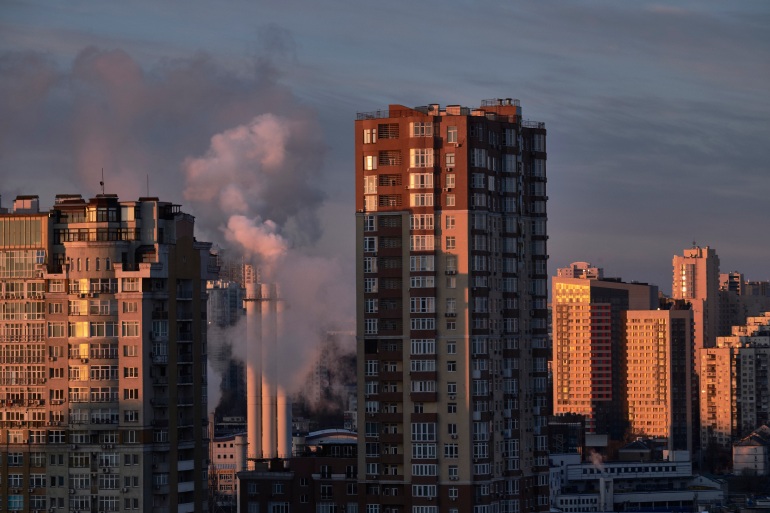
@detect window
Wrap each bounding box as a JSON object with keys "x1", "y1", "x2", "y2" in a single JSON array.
[
  {"x1": 363, "y1": 256, "x2": 377, "y2": 273},
  {"x1": 410, "y1": 276, "x2": 435, "y2": 288},
  {"x1": 411, "y1": 122, "x2": 433, "y2": 137},
  {"x1": 445, "y1": 215, "x2": 455, "y2": 229},
  {"x1": 411, "y1": 339, "x2": 435, "y2": 354},
  {"x1": 444, "y1": 443, "x2": 459, "y2": 458},
  {"x1": 364, "y1": 214, "x2": 376, "y2": 232},
  {"x1": 410, "y1": 214, "x2": 434, "y2": 230},
  {"x1": 446, "y1": 236, "x2": 456, "y2": 250},
  {"x1": 363, "y1": 128, "x2": 377, "y2": 144},
  {"x1": 365, "y1": 360, "x2": 379, "y2": 376},
  {"x1": 446, "y1": 194, "x2": 455, "y2": 207},
  {"x1": 365, "y1": 299, "x2": 378, "y2": 313},
  {"x1": 124, "y1": 389, "x2": 139, "y2": 400},
  {"x1": 364, "y1": 319, "x2": 378, "y2": 335},
  {"x1": 410, "y1": 297, "x2": 435, "y2": 313},
  {"x1": 445, "y1": 152, "x2": 455, "y2": 168},
  {"x1": 447, "y1": 126, "x2": 457, "y2": 143},
  {"x1": 409, "y1": 173, "x2": 433, "y2": 189},
  {"x1": 364, "y1": 278, "x2": 378, "y2": 293},
  {"x1": 411, "y1": 380, "x2": 436, "y2": 393},
  {"x1": 410, "y1": 255, "x2": 434, "y2": 271},
  {"x1": 410, "y1": 193, "x2": 434, "y2": 207},
  {"x1": 447, "y1": 403, "x2": 457, "y2": 413},
  {"x1": 410, "y1": 318, "x2": 436, "y2": 330},
  {"x1": 410, "y1": 235, "x2": 435, "y2": 251},
  {"x1": 410, "y1": 148, "x2": 434, "y2": 168},
  {"x1": 411, "y1": 423, "x2": 436, "y2": 441},
  {"x1": 447, "y1": 361, "x2": 457, "y2": 372},
  {"x1": 364, "y1": 155, "x2": 378, "y2": 170},
  {"x1": 364, "y1": 175, "x2": 377, "y2": 194},
  {"x1": 121, "y1": 321, "x2": 140, "y2": 337}
]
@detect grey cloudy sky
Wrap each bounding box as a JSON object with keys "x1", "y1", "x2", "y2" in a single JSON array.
[{"x1": 1, "y1": 0, "x2": 769, "y2": 294}]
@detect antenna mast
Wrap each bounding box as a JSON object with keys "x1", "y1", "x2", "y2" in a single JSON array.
[{"x1": 100, "y1": 168, "x2": 105, "y2": 195}]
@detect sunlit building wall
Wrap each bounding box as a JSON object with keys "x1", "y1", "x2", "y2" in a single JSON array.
[
  {"x1": 552, "y1": 270, "x2": 657, "y2": 440},
  {"x1": 623, "y1": 309, "x2": 693, "y2": 452},
  {"x1": 700, "y1": 312, "x2": 770, "y2": 449},
  {"x1": 0, "y1": 193, "x2": 214, "y2": 513},
  {"x1": 672, "y1": 246, "x2": 720, "y2": 356}
]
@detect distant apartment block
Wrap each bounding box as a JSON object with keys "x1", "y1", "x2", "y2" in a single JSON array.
[
  {"x1": 552, "y1": 264, "x2": 657, "y2": 440},
  {"x1": 672, "y1": 246, "x2": 720, "y2": 353},
  {"x1": 556, "y1": 261, "x2": 603, "y2": 280},
  {"x1": 701, "y1": 312, "x2": 770, "y2": 449},
  {"x1": 0, "y1": 193, "x2": 215, "y2": 513},
  {"x1": 623, "y1": 308, "x2": 693, "y2": 452}
]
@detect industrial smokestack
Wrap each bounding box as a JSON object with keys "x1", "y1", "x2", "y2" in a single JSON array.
[
  {"x1": 257, "y1": 283, "x2": 293, "y2": 460},
  {"x1": 277, "y1": 388, "x2": 292, "y2": 458},
  {"x1": 261, "y1": 283, "x2": 278, "y2": 458},
  {"x1": 245, "y1": 282, "x2": 262, "y2": 463}
]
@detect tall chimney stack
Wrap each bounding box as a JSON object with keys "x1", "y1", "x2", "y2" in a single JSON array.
[{"x1": 245, "y1": 282, "x2": 262, "y2": 463}]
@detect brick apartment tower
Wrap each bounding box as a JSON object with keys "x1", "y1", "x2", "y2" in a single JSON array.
[
  {"x1": 0, "y1": 194, "x2": 215, "y2": 512},
  {"x1": 355, "y1": 99, "x2": 550, "y2": 513}
]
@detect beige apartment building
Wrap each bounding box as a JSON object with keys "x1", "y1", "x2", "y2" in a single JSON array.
[
  {"x1": 701, "y1": 312, "x2": 770, "y2": 449},
  {"x1": 355, "y1": 99, "x2": 550, "y2": 513},
  {"x1": 552, "y1": 265, "x2": 658, "y2": 440},
  {"x1": 623, "y1": 309, "x2": 693, "y2": 452},
  {"x1": 0, "y1": 193, "x2": 214, "y2": 513},
  {"x1": 672, "y1": 246, "x2": 720, "y2": 356}
]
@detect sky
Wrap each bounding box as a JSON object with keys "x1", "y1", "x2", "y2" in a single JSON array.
[{"x1": 1, "y1": 0, "x2": 769, "y2": 295}]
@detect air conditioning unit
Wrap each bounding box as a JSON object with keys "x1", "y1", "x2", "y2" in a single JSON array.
[
  {"x1": 122, "y1": 487, "x2": 128, "y2": 493},
  {"x1": 451, "y1": 434, "x2": 458, "y2": 439},
  {"x1": 69, "y1": 488, "x2": 76, "y2": 494}
]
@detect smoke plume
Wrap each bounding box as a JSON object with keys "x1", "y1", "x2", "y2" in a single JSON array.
[{"x1": 0, "y1": 43, "x2": 354, "y2": 416}]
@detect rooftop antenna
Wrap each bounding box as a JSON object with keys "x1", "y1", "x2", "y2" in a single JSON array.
[{"x1": 100, "y1": 168, "x2": 105, "y2": 195}]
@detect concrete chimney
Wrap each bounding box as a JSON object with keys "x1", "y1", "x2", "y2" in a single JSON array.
[{"x1": 245, "y1": 282, "x2": 262, "y2": 463}]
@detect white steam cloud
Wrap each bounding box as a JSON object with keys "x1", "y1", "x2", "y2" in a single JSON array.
[{"x1": 0, "y1": 44, "x2": 353, "y2": 416}]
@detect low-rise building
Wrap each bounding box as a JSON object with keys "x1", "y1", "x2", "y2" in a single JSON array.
[
  {"x1": 550, "y1": 446, "x2": 725, "y2": 512},
  {"x1": 733, "y1": 425, "x2": 770, "y2": 476}
]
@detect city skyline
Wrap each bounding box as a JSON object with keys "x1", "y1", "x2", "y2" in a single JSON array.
[{"x1": 1, "y1": 1, "x2": 769, "y2": 294}]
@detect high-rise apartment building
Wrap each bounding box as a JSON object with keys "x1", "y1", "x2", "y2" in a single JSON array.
[
  {"x1": 623, "y1": 308, "x2": 693, "y2": 452},
  {"x1": 672, "y1": 246, "x2": 720, "y2": 353},
  {"x1": 701, "y1": 312, "x2": 770, "y2": 449},
  {"x1": 552, "y1": 264, "x2": 658, "y2": 439},
  {"x1": 355, "y1": 100, "x2": 549, "y2": 513},
  {"x1": 0, "y1": 193, "x2": 215, "y2": 512}
]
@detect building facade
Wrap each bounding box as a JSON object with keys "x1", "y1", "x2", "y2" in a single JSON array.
[
  {"x1": 0, "y1": 193, "x2": 214, "y2": 513},
  {"x1": 552, "y1": 268, "x2": 657, "y2": 440},
  {"x1": 700, "y1": 312, "x2": 770, "y2": 449},
  {"x1": 355, "y1": 99, "x2": 550, "y2": 513},
  {"x1": 623, "y1": 309, "x2": 693, "y2": 452},
  {"x1": 672, "y1": 246, "x2": 720, "y2": 355}
]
